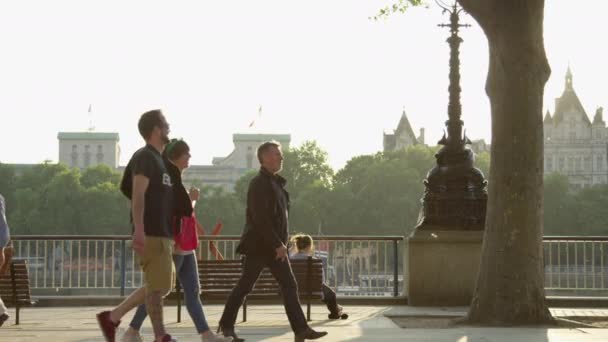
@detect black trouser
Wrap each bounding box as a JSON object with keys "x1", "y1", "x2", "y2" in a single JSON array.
[
  {"x1": 219, "y1": 254, "x2": 308, "y2": 334},
  {"x1": 322, "y1": 284, "x2": 339, "y2": 314}
]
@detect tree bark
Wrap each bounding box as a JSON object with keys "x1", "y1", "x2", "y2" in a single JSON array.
[{"x1": 458, "y1": 0, "x2": 554, "y2": 324}]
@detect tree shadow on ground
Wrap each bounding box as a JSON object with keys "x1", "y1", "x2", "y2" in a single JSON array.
[{"x1": 342, "y1": 315, "x2": 558, "y2": 342}]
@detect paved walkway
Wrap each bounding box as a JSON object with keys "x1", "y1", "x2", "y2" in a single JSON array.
[{"x1": 1, "y1": 305, "x2": 608, "y2": 341}]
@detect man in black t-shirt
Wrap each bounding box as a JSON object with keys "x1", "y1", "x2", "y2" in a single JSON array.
[
  {"x1": 97, "y1": 109, "x2": 177, "y2": 342},
  {"x1": 123, "y1": 141, "x2": 173, "y2": 238}
]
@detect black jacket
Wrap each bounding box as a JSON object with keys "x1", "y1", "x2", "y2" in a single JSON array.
[
  {"x1": 236, "y1": 168, "x2": 290, "y2": 256},
  {"x1": 164, "y1": 158, "x2": 193, "y2": 219}
]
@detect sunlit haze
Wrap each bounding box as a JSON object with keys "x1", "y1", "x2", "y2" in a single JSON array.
[{"x1": 1, "y1": 1, "x2": 606, "y2": 170}]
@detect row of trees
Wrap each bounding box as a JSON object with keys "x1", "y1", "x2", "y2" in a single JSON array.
[
  {"x1": 544, "y1": 173, "x2": 608, "y2": 236},
  {"x1": 177, "y1": 142, "x2": 485, "y2": 237},
  {"x1": 1, "y1": 142, "x2": 604, "y2": 237},
  {"x1": 174, "y1": 142, "x2": 449, "y2": 237},
  {"x1": 0, "y1": 163, "x2": 129, "y2": 235}
]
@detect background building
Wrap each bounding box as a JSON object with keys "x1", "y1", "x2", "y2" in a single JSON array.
[
  {"x1": 58, "y1": 132, "x2": 120, "y2": 169},
  {"x1": 470, "y1": 139, "x2": 490, "y2": 154},
  {"x1": 543, "y1": 67, "x2": 608, "y2": 189},
  {"x1": 50, "y1": 130, "x2": 290, "y2": 192},
  {"x1": 383, "y1": 109, "x2": 425, "y2": 152},
  {"x1": 182, "y1": 133, "x2": 291, "y2": 192}
]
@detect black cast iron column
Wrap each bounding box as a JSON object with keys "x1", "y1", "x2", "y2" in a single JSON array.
[{"x1": 417, "y1": 1, "x2": 487, "y2": 230}]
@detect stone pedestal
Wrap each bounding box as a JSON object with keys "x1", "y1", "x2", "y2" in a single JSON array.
[{"x1": 407, "y1": 229, "x2": 483, "y2": 306}]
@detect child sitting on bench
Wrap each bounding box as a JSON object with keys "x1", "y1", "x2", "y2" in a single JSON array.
[{"x1": 290, "y1": 234, "x2": 348, "y2": 320}]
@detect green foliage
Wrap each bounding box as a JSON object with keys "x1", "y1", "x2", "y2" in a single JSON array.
[
  {"x1": 574, "y1": 185, "x2": 608, "y2": 236},
  {"x1": 475, "y1": 151, "x2": 490, "y2": 180},
  {"x1": 542, "y1": 173, "x2": 608, "y2": 236},
  {"x1": 328, "y1": 145, "x2": 436, "y2": 236},
  {"x1": 233, "y1": 170, "x2": 257, "y2": 204},
  {"x1": 0, "y1": 163, "x2": 17, "y2": 205},
  {"x1": 543, "y1": 173, "x2": 575, "y2": 235},
  {"x1": 288, "y1": 180, "x2": 333, "y2": 234},
  {"x1": 335, "y1": 154, "x2": 383, "y2": 192},
  {"x1": 280, "y1": 141, "x2": 334, "y2": 197},
  {"x1": 79, "y1": 182, "x2": 130, "y2": 234},
  {"x1": 81, "y1": 164, "x2": 121, "y2": 188},
  {"x1": 16, "y1": 162, "x2": 69, "y2": 190},
  {"x1": 3, "y1": 142, "x2": 607, "y2": 237},
  {"x1": 371, "y1": 0, "x2": 426, "y2": 21},
  {"x1": 5, "y1": 163, "x2": 128, "y2": 235},
  {"x1": 194, "y1": 185, "x2": 245, "y2": 236}
]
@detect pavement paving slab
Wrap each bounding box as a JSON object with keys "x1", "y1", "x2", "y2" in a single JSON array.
[{"x1": 1, "y1": 305, "x2": 608, "y2": 341}]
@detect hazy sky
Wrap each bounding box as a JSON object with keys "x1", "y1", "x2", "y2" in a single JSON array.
[{"x1": 1, "y1": 1, "x2": 606, "y2": 170}]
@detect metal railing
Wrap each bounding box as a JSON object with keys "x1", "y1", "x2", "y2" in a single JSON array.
[
  {"x1": 11, "y1": 236, "x2": 134, "y2": 296},
  {"x1": 11, "y1": 235, "x2": 405, "y2": 297},
  {"x1": 543, "y1": 236, "x2": 608, "y2": 295},
  {"x1": 9, "y1": 235, "x2": 608, "y2": 298}
]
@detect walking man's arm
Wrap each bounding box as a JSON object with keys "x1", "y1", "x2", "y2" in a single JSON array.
[{"x1": 131, "y1": 174, "x2": 149, "y2": 255}]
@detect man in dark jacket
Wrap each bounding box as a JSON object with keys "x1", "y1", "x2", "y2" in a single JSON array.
[{"x1": 218, "y1": 141, "x2": 327, "y2": 342}]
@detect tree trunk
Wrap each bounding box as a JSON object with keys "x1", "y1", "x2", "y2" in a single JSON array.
[{"x1": 458, "y1": 0, "x2": 554, "y2": 324}]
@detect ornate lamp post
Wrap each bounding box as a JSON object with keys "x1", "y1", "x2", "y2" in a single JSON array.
[
  {"x1": 407, "y1": 1, "x2": 488, "y2": 306},
  {"x1": 417, "y1": 0, "x2": 487, "y2": 231}
]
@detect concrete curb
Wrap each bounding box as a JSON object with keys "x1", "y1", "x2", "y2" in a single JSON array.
[{"x1": 547, "y1": 296, "x2": 608, "y2": 308}]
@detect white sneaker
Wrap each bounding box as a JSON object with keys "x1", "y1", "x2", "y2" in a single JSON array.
[
  {"x1": 201, "y1": 331, "x2": 234, "y2": 342},
  {"x1": 121, "y1": 331, "x2": 145, "y2": 342}
]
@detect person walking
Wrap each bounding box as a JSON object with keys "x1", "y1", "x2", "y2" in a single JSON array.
[
  {"x1": 217, "y1": 141, "x2": 327, "y2": 342},
  {"x1": 96, "y1": 109, "x2": 176, "y2": 342},
  {"x1": 122, "y1": 139, "x2": 232, "y2": 342}
]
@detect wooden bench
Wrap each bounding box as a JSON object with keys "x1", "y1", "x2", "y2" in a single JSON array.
[
  {"x1": 0, "y1": 259, "x2": 37, "y2": 325},
  {"x1": 174, "y1": 257, "x2": 324, "y2": 323}
]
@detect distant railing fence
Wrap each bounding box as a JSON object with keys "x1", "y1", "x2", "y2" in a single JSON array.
[
  {"x1": 543, "y1": 236, "x2": 608, "y2": 294},
  {"x1": 10, "y1": 235, "x2": 405, "y2": 297},
  {"x1": 9, "y1": 235, "x2": 608, "y2": 297}
]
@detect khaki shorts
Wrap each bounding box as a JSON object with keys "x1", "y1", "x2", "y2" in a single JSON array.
[{"x1": 139, "y1": 237, "x2": 175, "y2": 295}]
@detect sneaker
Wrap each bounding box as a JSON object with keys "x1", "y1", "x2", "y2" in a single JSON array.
[
  {"x1": 97, "y1": 311, "x2": 120, "y2": 342},
  {"x1": 294, "y1": 327, "x2": 328, "y2": 342},
  {"x1": 202, "y1": 331, "x2": 234, "y2": 342},
  {"x1": 121, "y1": 330, "x2": 145, "y2": 342},
  {"x1": 0, "y1": 313, "x2": 9, "y2": 327}
]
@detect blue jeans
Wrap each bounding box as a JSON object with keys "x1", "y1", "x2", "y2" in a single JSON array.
[{"x1": 129, "y1": 253, "x2": 210, "y2": 333}]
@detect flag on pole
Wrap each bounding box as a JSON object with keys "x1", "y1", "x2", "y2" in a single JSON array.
[
  {"x1": 248, "y1": 105, "x2": 263, "y2": 128},
  {"x1": 87, "y1": 104, "x2": 95, "y2": 131}
]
